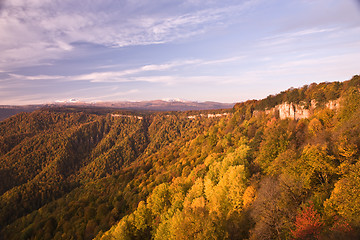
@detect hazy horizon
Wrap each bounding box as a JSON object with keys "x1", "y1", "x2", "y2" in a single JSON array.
[{"x1": 0, "y1": 98, "x2": 237, "y2": 107}]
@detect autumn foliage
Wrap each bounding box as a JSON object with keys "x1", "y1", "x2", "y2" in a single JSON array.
[
  {"x1": 1, "y1": 75, "x2": 360, "y2": 239},
  {"x1": 291, "y1": 203, "x2": 323, "y2": 240}
]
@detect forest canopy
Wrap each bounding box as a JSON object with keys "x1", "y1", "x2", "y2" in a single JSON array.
[{"x1": 0, "y1": 75, "x2": 360, "y2": 239}]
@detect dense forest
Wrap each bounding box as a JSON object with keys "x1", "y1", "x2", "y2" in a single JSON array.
[{"x1": 1, "y1": 75, "x2": 360, "y2": 239}]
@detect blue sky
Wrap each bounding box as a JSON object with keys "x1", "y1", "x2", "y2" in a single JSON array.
[{"x1": 0, "y1": 0, "x2": 359, "y2": 105}]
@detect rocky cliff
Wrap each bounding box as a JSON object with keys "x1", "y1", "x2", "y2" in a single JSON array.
[{"x1": 255, "y1": 99, "x2": 340, "y2": 120}]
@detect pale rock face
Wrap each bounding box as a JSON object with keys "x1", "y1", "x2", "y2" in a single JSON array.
[
  {"x1": 293, "y1": 105, "x2": 311, "y2": 119},
  {"x1": 260, "y1": 99, "x2": 340, "y2": 120},
  {"x1": 276, "y1": 102, "x2": 296, "y2": 120},
  {"x1": 275, "y1": 103, "x2": 311, "y2": 120},
  {"x1": 326, "y1": 99, "x2": 341, "y2": 110},
  {"x1": 111, "y1": 114, "x2": 143, "y2": 120}
]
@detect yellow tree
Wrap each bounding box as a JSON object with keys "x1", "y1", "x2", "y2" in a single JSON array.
[{"x1": 324, "y1": 163, "x2": 360, "y2": 227}]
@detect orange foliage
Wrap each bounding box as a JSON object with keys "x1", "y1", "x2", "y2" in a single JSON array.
[{"x1": 291, "y1": 203, "x2": 323, "y2": 240}]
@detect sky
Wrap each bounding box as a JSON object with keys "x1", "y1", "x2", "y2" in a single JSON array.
[{"x1": 0, "y1": 0, "x2": 360, "y2": 105}]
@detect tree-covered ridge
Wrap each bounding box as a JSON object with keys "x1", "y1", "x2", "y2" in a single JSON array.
[
  {"x1": 236, "y1": 75, "x2": 360, "y2": 112},
  {"x1": 0, "y1": 110, "x2": 146, "y2": 227},
  {"x1": 0, "y1": 107, "x2": 230, "y2": 239},
  {"x1": 1, "y1": 75, "x2": 360, "y2": 239}
]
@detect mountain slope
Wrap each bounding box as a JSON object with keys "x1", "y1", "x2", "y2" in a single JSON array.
[{"x1": 1, "y1": 75, "x2": 360, "y2": 240}]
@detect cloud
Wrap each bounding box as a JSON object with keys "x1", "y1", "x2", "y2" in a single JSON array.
[
  {"x1": 200, "y1": 56, "x2": 245, "y2": 65},
  {"x1": 56, "y1": 89, "x2": 141, "y2": 103},
  {"x1": 72, "y1": 59, "x2": 201, "y2": 82},
  {"x1": 0, "y1": 0, "x2": 256, "y2": 70},
  {"x1": 0, "y1": 78, "x2": 141, "y2": 104},
  {"x1": 95, "y1": 56, "x2": 243, "y2": 71},
  {"x1": 6, "y1": 48, "x2": 359, "y2": 90},
  {"x1": 233, "y1": 52, "x2": 360, "y2": 87},
  {"x1": 260, "y1": 27, "x2": 337, "y2": 47},
  {"x1": 8, "y1": 74, "x2": 64, "y2": 80},
  {"x1": 8, "y1": 56, "x2": 244, "y2": 83}
]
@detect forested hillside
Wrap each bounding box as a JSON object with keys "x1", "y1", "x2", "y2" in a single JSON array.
[{"x1": 1, "y1": 75, "x2": 360, "y2": 240}]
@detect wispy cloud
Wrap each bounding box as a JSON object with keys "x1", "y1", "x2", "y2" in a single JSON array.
[
  {"x1": 0, "y1": 82, "x2": 140, "y2": 105},
  {"x1": 234, "y1": 52, "x2": 360, "y2": 86},
  {"x1": 8, "y1": 74, "x2": 65, "y2": 80},
  {"x1": 96, "y1": 56, "x2": 244, "y2": 71},
  {"x1": 260, "y1": 27, "x2": 337, "y2": 47},
  {"x1": 0, "y1": 0, "x2": 256, "y2": 70},
  {"x1": 8, "y1": 56, "x2": 244, "y2": 83},
  {"x1": 55, "y1": 89, "x2": 141, "y2": 103},
  {"x1": 200, "y1": 56, "x2": 245, "y2": 65},
  {"x1": 71, "y1": 59, "x2": 202, "y2": 82},
  {"x1": 266, "y1": 27, "x2": 336, "y2": 40}
]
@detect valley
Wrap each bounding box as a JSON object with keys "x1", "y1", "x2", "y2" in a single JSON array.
[{"x1": 0, "y1": 76, "x2": 360, "y2": 239}]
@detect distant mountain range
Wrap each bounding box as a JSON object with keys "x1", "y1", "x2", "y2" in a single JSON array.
[
  {"x1": 75, "y1": 100, "x2": 235, "y2": 111},
  {"x1": 0, "y1": 105, "x2": 42, "y2": 121},
  {"x1": 0, "y1": 100, "x2": 234, "y2": 121}
]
